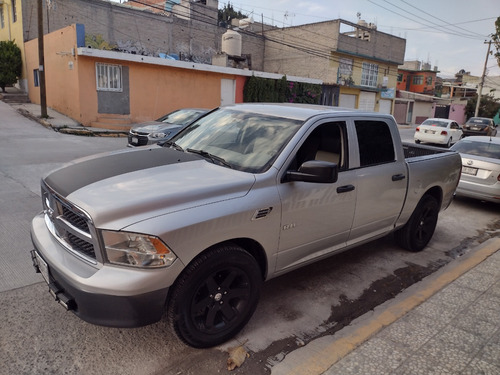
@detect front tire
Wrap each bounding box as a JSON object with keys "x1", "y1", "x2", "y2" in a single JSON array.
[
  {"x1": 167, "y1": 244, "x2": 262, "y2": 348},
  {"x1": 395, "y1": 195, "x2": 439, "y2": 252}
]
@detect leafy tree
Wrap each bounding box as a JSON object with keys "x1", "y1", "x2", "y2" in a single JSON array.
[
  {"x1": 0, "y1": 40, "x2": 22, "y2": 93},
  {"x1": 465, "y1": 93, "x2": 500, "y2": 119},
  {"x1": 492, "y1": 17, "x2": 500, "y2": 68},
  {"x1": 218, "y1": 2, "x2": 247, "y2": 26}
]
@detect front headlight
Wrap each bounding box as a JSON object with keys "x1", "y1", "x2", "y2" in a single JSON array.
[
  {"x1": 150, "y1": 132, "x2": 168, "y2": 139},
  {"x1": 102, "y1": 231, "x2": 177, "y2": 268}
]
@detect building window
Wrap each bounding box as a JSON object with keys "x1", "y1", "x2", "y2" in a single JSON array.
[
  {"x1": 412, "y1": 75, "x2": 424, "y2": 85},
  {"x1": 34, "y1": 69, "x2": 39, "y2": 87},
  {"x1": 426, "y1": 76, "x2": 432, "y2": 85},
  {"x1": 339, "y1": 58, "x2": 353, "y2": 76},
  {"x1": 397, "y1": 73, "x2": 403, "y2": 82},
  {"x1": 361, "y1": 62, "x2": 378, "y2": 87},
  {"x1": 12, "y1": 0, "x2": 17, "y2": 23},
  {"x1": 96, "y1": 63, "x2": 122, "y2": 92},
  {"x1": 1, "y1": 6, "x2": 4, "y2": 29}
]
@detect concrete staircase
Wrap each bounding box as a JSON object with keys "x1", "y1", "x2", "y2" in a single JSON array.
[
  {"x1": 89, "y1": 114, "x2": 133, "y2": 131},
  {"x1": 0, "y1": 87, "x2": 30, "y2": 104}
]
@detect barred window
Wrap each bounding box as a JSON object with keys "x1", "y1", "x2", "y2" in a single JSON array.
[
  {"x1": 1, "y1": 7, "x2": 4, "y2": 29},
  {"x1": 12, "y1": 0, "x2": 17, "y2": 23},
  {"x1": 413, "y1": 75, "x2": 424, "y2": 85},
  {"x1": 339, "y1": 58, "x2": 353, "y2": 76},
  {"x1": 361, "y1": 62, "x2": 378, "y2": 87},
  {"x1": 96, "y1": 63, "x2": 122, "y2": 92}
]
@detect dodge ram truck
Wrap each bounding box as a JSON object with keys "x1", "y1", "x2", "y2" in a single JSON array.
[{"x1": 30, "y1": 103, "x2": 462, "y2": 348}]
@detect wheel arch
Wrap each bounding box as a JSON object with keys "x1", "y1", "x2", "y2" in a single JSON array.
[
  {"x1": 179, "y1": 238, "x2": 269, "y2": 282},
  {"x1": 423, "y1": 186, "x2": 443, "y2": 208}
]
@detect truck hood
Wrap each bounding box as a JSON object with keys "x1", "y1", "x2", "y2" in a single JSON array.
[{"x1": 44, "y1": 147, "x2": 256, "y2": 229}]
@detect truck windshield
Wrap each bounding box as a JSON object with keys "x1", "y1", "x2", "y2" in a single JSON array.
[{"x1": 170, "y1": 108, "x2": 303, "y2": 173}]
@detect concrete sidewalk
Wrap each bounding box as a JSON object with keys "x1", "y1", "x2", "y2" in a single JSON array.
[
  {"x1": 272, "y1": 237, "x2": 500, "y2": 375},
  {"x1": 10, "y1": 102, "x2": 127, "y2": 137}
]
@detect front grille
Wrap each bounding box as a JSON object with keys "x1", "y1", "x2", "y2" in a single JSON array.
[
  {"x1": 42, "y1": 184, "x2": 98, "y2": 264},
  {"x1": 62, "y1": 206, "x2": 89, "y2": 232},
  {"x1": 67, "y1": 233, "x2": 96, "y2": 258}
]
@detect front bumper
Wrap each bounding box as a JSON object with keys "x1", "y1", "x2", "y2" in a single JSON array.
[{"x1": 30, "y1": 213, "x2": 184, "y2": 327}]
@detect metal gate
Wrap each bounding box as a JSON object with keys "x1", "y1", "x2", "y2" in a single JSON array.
[
  {"x1": 434, "y1": 105, "x2": 450, "y2": 119},
  {"x1": 394, "y1": 101, "x2": 408, "y2": 124}
]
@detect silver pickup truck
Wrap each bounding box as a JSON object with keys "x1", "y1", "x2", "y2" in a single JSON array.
[{"x1": 30, "y1": 103, "x2": 462, "y2": 348}]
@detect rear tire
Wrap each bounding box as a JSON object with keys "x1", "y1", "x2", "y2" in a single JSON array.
[
  {"x1": 167, "y1": 244, "x2": 262, "y2": 348},
  {"x1": 415, "y1": 140, "x2": 421, "y2": 144},
  {"x1": 446, "y1": 137, "x2": 452, "y2": 148},
  {"x1": 395, "y1": 195, "x2": 439, "y2": 252}
]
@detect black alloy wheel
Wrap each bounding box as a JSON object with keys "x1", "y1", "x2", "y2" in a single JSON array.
[
  {"x1": 395, "y1": 194, "x2": 439, "y2": 252},
  {"x1": 168, "y1": 244, "x2": 262, "y2": 348}
]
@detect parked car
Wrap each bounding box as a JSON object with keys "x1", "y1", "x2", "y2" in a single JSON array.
[
  {"x1": 414, "y1": 118, "x2": 463, "y2": 147},
  {"x1": 30, "y1": 104, "x2": 461, "y2": 348},
  {"x1": 451, "y1": 136, "x2": 500, "y2": 203},
  {"x1": 462, "y1": 117, "x2": 498, "y2": 137},
  {"x1": 127, "y1": 108, "x2": 208, "y2": 147}
]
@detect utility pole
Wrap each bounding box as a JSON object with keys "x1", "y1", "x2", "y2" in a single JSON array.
[
  {"x1": 474, "y1": 40, "x2": 492, "y2": 117},
  {"x1": 38, "y1": 0, "x2": 48, "y2": 118}
]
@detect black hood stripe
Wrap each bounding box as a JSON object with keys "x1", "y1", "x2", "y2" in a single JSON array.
[{"x1": 44, "y1": 147, "x2": 200, "y2": 197}]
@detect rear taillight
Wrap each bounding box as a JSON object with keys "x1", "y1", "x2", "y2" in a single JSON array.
[
  {"x1": 441, "y1": 131, "x2": 448, "y2": 135},
  {"x1": 497, "y1": 174, "x2": 500, "y2": 182},
  {"x1": 416, "y1": 127, "x2": 420, "y2": 132}
]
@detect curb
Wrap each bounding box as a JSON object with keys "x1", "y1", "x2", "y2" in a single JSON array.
[
  {"x1": 15, "y1": 107, "x2": 127, "y2": 137},
  {"x1": 271, "y1": 237, "x2": 500, "y2": 375}
]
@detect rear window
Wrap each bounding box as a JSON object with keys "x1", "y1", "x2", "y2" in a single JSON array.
[
  {"x1": 452, "y1": 140, "x2": 500, "y2": 159},
  {"x1": 466, "y1": 118, "x2": 490, "y2": 125},
  {"x1": 421, "y1": 119, "x2": 449, "y2": 127},
  {"x1": 355, "y1": 120, "x2": 395, "y2": 166}
]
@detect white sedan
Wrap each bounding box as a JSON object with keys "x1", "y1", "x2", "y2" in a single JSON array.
[{"x1": 414, "y1": 118, "x2": 463, "y2": 147}]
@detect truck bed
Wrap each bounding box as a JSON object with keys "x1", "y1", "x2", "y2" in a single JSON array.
[{"x1": 402, "y1": 142, "x2": 456, "y2": 159}]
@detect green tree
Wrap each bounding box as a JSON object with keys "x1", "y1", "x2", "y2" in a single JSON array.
[
  {"x1": 0, "y1": 40, "x2": 22, "y2": 93},
  {"x1": 492, "y1": 17, "x2": 500, "y2": 68},
  {"x1": 465, "y1": 93, "x2": 500, "y2": 119},
  {"x1": 218, "y1": 2, "x2": 247, "y2": 26}
]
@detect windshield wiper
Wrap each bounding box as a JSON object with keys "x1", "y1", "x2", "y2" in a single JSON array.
[
  {"x1": 162, "y1": 140, "x2": 184, "y2": 152},
  {"x1": 186, "y1": 148, "x2": 232, "y2": 168}
]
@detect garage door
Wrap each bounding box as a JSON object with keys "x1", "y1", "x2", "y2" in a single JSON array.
[
  {"x1": 379, "y1": 99, "x2": 392, "y2": 114},
  {"x1": 339, "y1": 94, "x2": 356, "y2": 109},
  {"x1": 358, "y1": 91, "x2": 376, "y2": 111}
]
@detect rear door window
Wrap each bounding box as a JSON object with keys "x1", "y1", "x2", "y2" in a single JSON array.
[{"x1": 354, "y1": 120, "x2": 395, "y2": 167}]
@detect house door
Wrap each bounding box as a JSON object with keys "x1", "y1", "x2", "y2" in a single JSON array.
[
  {"x1": 379, "y1": 99, "x2": 392, "y2": 114},
  {"x1": 394, "y1": 101, "x2": 408, "y2": 124},
  {"x1": 221, "y1": 79, "x2": 235, "y2": 106}
]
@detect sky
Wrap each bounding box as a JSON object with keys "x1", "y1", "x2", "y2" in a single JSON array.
[{"x1": 221, "y1": 0, "x2": 500, "y2": 78}]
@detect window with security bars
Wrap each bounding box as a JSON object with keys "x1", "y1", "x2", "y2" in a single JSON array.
[
  {"x1": 339, "y1": 58, "x2": 353, "y2": 76},
  {"x1": 413, "y1": 75, "x2": 424, "y2": 85},
  {"x1": 96, "y1": 63, "x2": 122, "y2": 92},
  {"x1": 361, "y1": 62, "x2": 378, "y2": 87},
  {"x1": 12, "y1": 0, "x2": 17, "y2": 22}
]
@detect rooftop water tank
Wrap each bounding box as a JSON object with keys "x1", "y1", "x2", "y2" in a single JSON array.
[{"x1": 222, "y1": 29, "x2": 242, "y2": 56}]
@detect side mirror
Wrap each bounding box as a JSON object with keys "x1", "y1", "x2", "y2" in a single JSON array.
[{"x1": 286, "y1": 160, "x2": 338, "y2": 183}]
